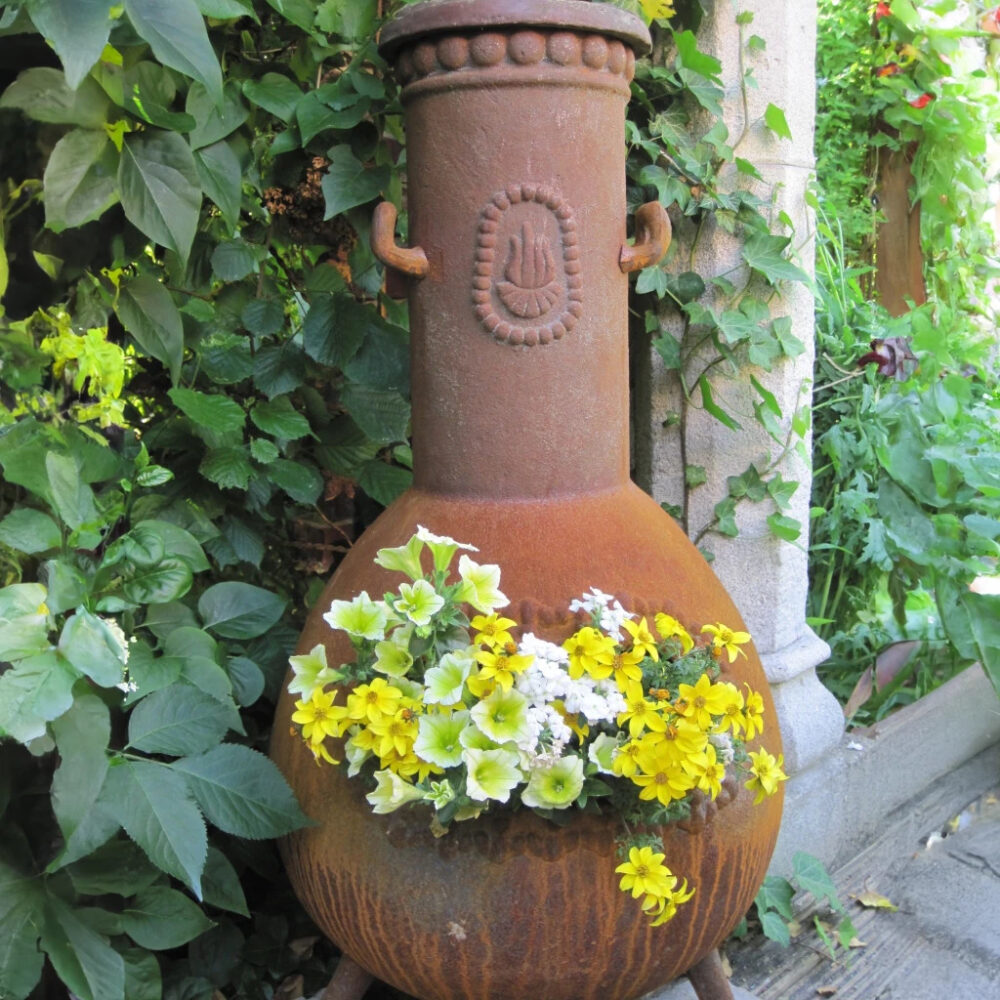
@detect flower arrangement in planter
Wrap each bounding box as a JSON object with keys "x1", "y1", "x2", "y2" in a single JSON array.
[{"x1": 287, "y1": 526, "x2": 785, "y2": 927}]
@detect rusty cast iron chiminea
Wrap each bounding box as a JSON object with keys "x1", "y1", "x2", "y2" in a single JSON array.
[{"x1": 269, "y1": 3, "x2": 784, "y2": 999}]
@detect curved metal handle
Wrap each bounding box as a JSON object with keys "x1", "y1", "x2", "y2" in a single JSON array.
[
  {"x1": 619, "y1": 201, "x2": 672, "y2": 274},
  {"x1": 371, "y1": 202, "x2": 429, "y2": 278}
]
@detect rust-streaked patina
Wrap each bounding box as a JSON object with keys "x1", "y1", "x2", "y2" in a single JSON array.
[{"x1": 270, "y1": 3, "x2": 783, "y2": 998}]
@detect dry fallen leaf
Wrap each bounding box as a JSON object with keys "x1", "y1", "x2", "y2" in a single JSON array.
[
  {"x1": 855, "y1": 890, "x2": 899, "y2": 911},
  {"x1": 816, "y1": 988, "x2": 837, "y2": 997},
  {"x1": 849, "y1": 936, "x2": 867, "y2": 949}
]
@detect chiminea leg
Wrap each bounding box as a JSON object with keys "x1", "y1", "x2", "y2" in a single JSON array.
[
  {"x1": 686, "y1": 949, "x2": 734, "y2": 1000},
  {"x1": 321, "y1": 954, "x2": 374, "y2": 1000}
]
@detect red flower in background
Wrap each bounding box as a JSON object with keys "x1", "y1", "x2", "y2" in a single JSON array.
[
  {"x1": 981, "y1": 8, "x2": 1000, "y2": 35},
  {"x1": 909, "y1": 93, "x2": 933, "y2": 109},
  {"x1": 875, "y1": 2, "x2": 892, "y2": 19},
  {"x1": 876, "y1": 62, "x2": 902, "y2": 77}
]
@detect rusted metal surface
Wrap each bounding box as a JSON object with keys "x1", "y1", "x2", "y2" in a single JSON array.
[
  {"x1": 370, "y1": 201, "x2": 429, "y2": 278},
  {"x1": 271, "y1": 3, "x2": 783, "y2": 999},
  {"x1": 620, "y1": 200, "x2": 672, "y2": 273}
]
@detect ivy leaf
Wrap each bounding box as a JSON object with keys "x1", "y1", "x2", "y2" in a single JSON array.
[
  {"x1": 764, "y1": 102, "x2": 793, "y2": 141},
  {"x1": 242, "y1": 72, "x2": 301, "y2": 122},
  {"x1": 767, "y1": 513, "x2": 802, "y2": 542},
  {"x1": 118, "y1": 131, "x2": 202, "y2": 262},
  {"x1": 169, "y1": 387, "x2": 246, "y2": 434},
  {"x1": 127, "y1": 685, "x2": 238, "y2": 756},
  {"x1": 43, "y1": 129, "x2": 119, "y2": 232},
  {"x1": 194, "y1": 139, "x2": 243, "y2": 229},
  {"x1": 198, "y1": 582, "x2": 286, "y2": 639},
  {"x1": 104, "y1": 758, "x2": 208, "y2": 898},
  {"x1": 672, "y1": 29, "x2": 722, "y2": 79},
  {"x1": 698, "y1": 375, "x2": 741, "y2": 430},
  {"x1": 123, "y1": 0, "x2": 223, "y2": 106},
  {"x1": 115, "y1": 274, "x2": 185, "y2": 384},
  {"x1": 0, "y1": 508, "x2": 61, "y2": 553},
  {"x1": 171, "y1": 744, "x2": 310, "y2": 839},
  {"x1": 41, "y1": 898, "x2": 125, "y2": 1000},
  {"x1": 200, "y1": 447, "x2": 253, "y2": 491},
  {"x1": 250, "y1": 395, "x2": 311, "y2": 440},
  {"x1": 51, "y1": 694, "x2": 111, "y2": 851},
  {"x1": 793, "y1": 852, "x2": 844, "y2": 913},
  {"x1": 26, "y1": 0, "x2": 113, "y2": 89},
  {"x1": 0, "y1": 67, "x2": 109, "y2": 126},
  {"x1": 321, "y1": 145, "x2": 389, "y2": 220},
  {"x1": 121, "y1": 887, "x2": 214, "y2": 949},
  {"x1": 742, "y1": 233, "x2": 810, "y2": 285}
]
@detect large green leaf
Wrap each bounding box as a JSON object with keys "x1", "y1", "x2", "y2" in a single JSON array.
[
  {"x1": 130, "y1": 520, "x2": 209, "y2": 572},
  {"x1": 169, "y1": 387, "x2": 246, "y2": 433},
  {"x1": 268, "y1": 458, "x2": 323, "y2": 504},
  {"x1": 41, "y1": 898, "x2": 125, "y2": 1000},
  {"x1": 104, "y1": 758, "x2": 207, "y2": 898},
  {"x1": 51, "y1": 693, "x2": 111, "y2": 844},
  {"x1": 0, "y1": 652, "x2": 77, "y2": 744},
  {"x1": 321, "y1": 145, "x2": 389, "y2": 220},
  {"x1": 0, "y1": 862, "x2": 45, "y2": 1000},
  {"x1": 242, "y1": 72, "x2": 301, "y2": 122},
  {"x1": 339, "y1": 383, "x2": 410, "y2": 444},
  {"x1": 65, "y1": 840, "x2": 160, "y2": 897},
  {"x1": 316, "y1": 0, "x2": 376, "y2": 40},
  {"x1": 358, "y1": 459, "x2": 412, "y2": 507},
  {"x1": 186, "y1": 81, "x2": 248, "y2": 149},
  {"x1": 252, "y1": 343, "x2": 306, "y2": 398},
  {"x1": 198, "y1": 582, "x2": 285, "y2": 639},
  {"x1": 46, "y1": 452, "x2": 98, "y2": 530},
  {"x1": 302, "y1": 293, "x2": 368, "y2": 367},
  {"x1": 342, "y1": 318, "x2": 409, "y2": 391},
  {"x1": 742, "y1": 232, "x2": 810, "y2": 285},
  {"x1": 264, "y1": 0, "x2": 315, "y2": 32},
  {"x1": 194, "y1": 138, "x2": 243, "y2": 228},
  {"x1": 201, "y1": 846, "x2": 248, "y2": 916},
  {"x1": 171, "y1": 744, "x2": 310, "y2": 838},
  {"x1": 0, "y1": 67, "x2": 109, "y2": 126},
  {"x1": 250, "y1": 395, "x2": 311, "y2": 440},
  {"x1": 211, "y1": 238, "x2": 259, "y2": 281},
  {"x1": 120, "y1": 948, "x2": 162, "y2": 1000},
  {"x1": 200, "y1": 447, "x2": 253, "y2": 491},
  {"x1": 116, "y1": 273, "x2": 184, "y2": 384},
  {"x1": 118, "y1": 131, "x2": 202, "y2": 261},
  {"x1": 59, "y1": 609, "x2": 127, "y2": 687},
  {"x1": 43, "y1": 128, "x2": 119, "y2": 232},
  {"x1": 127, "y1": 684, "x2": 237, "y2": 756},
  {"x1": 122, "y1": 886, "x2": 213, "y2": 949},
  {"x1": 124, "y1": 0, "x2": 223, "y2": 105},
  {"x1": 120, "y1": 558, "x2": 193, "y2": 605},
  {"x1": 27, "y1": 0, "x2": 113, "y2": 89},
  {"x1": 0, "y1": 508, "x2": 61, "y2": 553}
]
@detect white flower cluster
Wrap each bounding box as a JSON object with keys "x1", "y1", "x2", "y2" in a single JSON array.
[
  {"x1": 568, "y1": 586, "x2": 634, "y2": 641},
  {"x1": 514, "y1": 632, "x2": 626, "y2": 761}
]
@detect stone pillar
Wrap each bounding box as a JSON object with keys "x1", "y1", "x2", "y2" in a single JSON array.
[{"x1": 636, "y1": 0, "x2": 843, "y2": 775}]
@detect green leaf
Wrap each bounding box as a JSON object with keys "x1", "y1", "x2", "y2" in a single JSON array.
[
  {"x1": 250, "y1": 395, "x2": 311, "y2": 440},
  {"x1": 253, "y1": 344, "x2": 306, "y2": 398},
  {"x1": 218, "y1": 517, "x2": 264, "y2": 567},
  {"x1": 121, "y1": 559, "x2": 193, "y2": 605},
  {"x1": 52, "y1": 693, "x2": 111, "y2": 844},
  {"x1": 758, "y1": 909, "x2": 790, "y2": 947},
  {"x1": 124, "y1": 0, "x2": 223, "y2": 105},
  {"x1": 226, "y1": 656, "x2": 265, "y2": 707},
  {"x1": 181, "y1": 660, "x2": 237, "y2": 705},
  {"x1": 264, "y1": 0, "x2": 315, "y2": 32},
  {"x1": 122, "y1": 886, "x2": 214, "y2": 949},
  {"x1": 27, "y1": 0, "x2": 112, "y2": 89},
  {"x1": 121, "y1": 948, "x2": 162, "y2": 1000},
  {"x1": 735, "y1": 156, "x2": 763, "y2": 180},
  {"x1": 242, "y1": 72, "x2": 301, "y2": 122},
  {"x1": 302, "y1": 293, "x2": 366, "y2": 367},
  {"x1": 652, "y1": 332, "x2": 681, "y2": 371},
  {"x1": 171, "y1": 744, "x2": 310, "y2": 839},
  {"x1": 194, "y1": 139, "x2": 243, "y2": 229},
  {"x1": 46, "y1": 452, "x2": 98, "y2": 530},
  {"x1": 698, "y1": 375, "x2": 741, "y2": 430},
  {"x1": 118, "y1": 131, "x2": 202, "y2": 261},
  {"x1": 241, "y1": 297, "x2": 284, "y2": 337},
  {"x1": 767, "y1": 513, "x2": 802, "y2": 542},
  {"x1": 793, "y1": 851, "x2": 844, "y2": 912},
  {"x1": 58, "y1": 610, "x2": 127, "y2": 686},
  {"x1": 132, "y1": 520, "x2": 209, "y2": 572},
  {"x1": 339, "y1": 383, "x2": 410, "y2": 443},
  {"x1": 343, "y1": 319, "x2": 409, "y2": 391},
  {"x1": 321, "y1": 145, "x2": 389, "y2": 220},
  {"x1": 358, "y1": 459, "x2": 412, "y2": 507},
  {"x1": 186, "y1": 81, "x2": 247, "y2": 149},
  {"x1": 267, "y1": 458, "x2": 323, "y2": 504},
  {"x1": 199, "y1": 332, "x2": 254, "y2": 384},
  {"x1": 127, "y1": 684, "x2": 238, "y2": 756},
  {"x1": 664, "y1": 270, "x2": 706, "y2": 305},
  {"x1": 635, "y1": 264, "x2": 669, "y2": 297},
  {"x1": 104, "y1": 758, "x2": 207, "y2": 898},
  {"x1": 764, "y1": 102, "x2": 793, "y2": 141},
  {"x1": 201, "y1": 846, "x2": 249, "y2": 916},
  {"x1": 742, "y1": 233, "x2": 810, "y2": 285},
  {"x1": 0, "y1": 508, "x2": 61, "y2": 553},
  {"x1": 41, "y1": 900, "x2": 125, "y2": 1000},
  {"x1": 42, "y1": 560, "x2": 88, "y2": 615},
  {"x1": 315, "y1": 416, "x2": 379, "y2": 476},
  {"x1": 0, "y1": 67, "x2": 109, "y2": 126},
  {"x1": 198, "y1": 582, "x2": 286, "y2": 639},
  {"x1": 673, "y1": 30, "x2": 722, "y2": 80},
  {"x1": 50, "y1": 799, "x2": 121, "y2": 871},
  {"x1": 195, "y1": 0, "x2": 258, "y2": 18},
  {"x1": 0, "y1": 583, "x2": 50, "y2": 659},
  {"x1": 0, "y1": 861, "x2": 45, "y2": 1000},
  {"x1": 755, "y1": 874, "x2": 795, "y2": 920},
  {"x1": 65, "y1": 839, "x2": 160, "y2": 896},
  {"x1": 200, "y1": 447, "x2": 253, "y2": 491},
  {"x1": 169, "y1": 387, "x2": 246, "y2": 434},
  {"x1": 250, "y1": 438, "x2": 279, "y2": 464},
  {"x1": 296, "y1": 90, "x2": 370, "y2": 145},
  {"x1": 316, "y1": 0, "x2": 376, "y2": 39},
  {"x1": 43, "y1": 128, "x2": 119, "y2": 232},
  {"x1": 116, "y1": 273, "x2": 185, "y2": 384},
  {"x1": 211, "y1": 239, "x2": 259, "y2": 281}
]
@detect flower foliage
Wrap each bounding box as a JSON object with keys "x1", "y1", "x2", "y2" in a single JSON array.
[{"x1": 289, "y1": 529, "x2": 784, "y2": 925}]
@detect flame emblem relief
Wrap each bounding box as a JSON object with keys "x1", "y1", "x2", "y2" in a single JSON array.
[{"x1": 472, "y1": 183, "x2": 583, "y2": 347}]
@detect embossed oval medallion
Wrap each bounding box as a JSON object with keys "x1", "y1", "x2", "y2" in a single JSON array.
[{"x1": 472, "y1": 184, "x2": 582, "y2": 346}]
